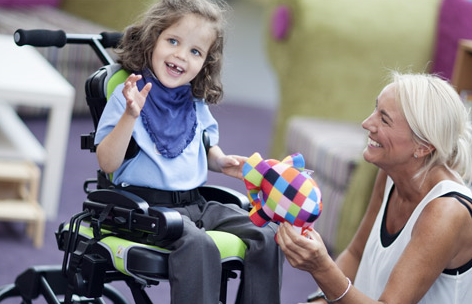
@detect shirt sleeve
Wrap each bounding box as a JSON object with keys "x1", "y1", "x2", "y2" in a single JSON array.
[
  {"x1": 94, "y1": 83, "x2": 127, "y2": 145},
  {"x1": 195, "y1": 100, "x2": 219, "y2": 147}
]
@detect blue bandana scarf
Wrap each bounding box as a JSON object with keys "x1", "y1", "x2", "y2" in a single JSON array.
[{"x1": 137, "y1": 68, "x2": 197, "y2": 158}]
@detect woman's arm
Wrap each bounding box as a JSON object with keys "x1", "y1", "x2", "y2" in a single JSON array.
[
  {"x1": 335, "y1": 169, "x2": 387, "y2": 279},
  {"x1": 277, "y1": 169, "x2": 387, "y2": 303},
  {"x1": 280, "y1": 170, "x2": 472, "y2": 304},
  {"x1": 378, "y1": 194, "x2": 472, "y2": 304}
]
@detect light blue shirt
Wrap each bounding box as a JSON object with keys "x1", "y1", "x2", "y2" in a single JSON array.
[{"x1": 94, "y1": 83, "x2": 219, "y2": 191}]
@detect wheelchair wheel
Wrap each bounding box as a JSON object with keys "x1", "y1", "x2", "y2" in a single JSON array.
[
  {"x1": 0, "y1": 282, "x2": 129, "y2": 304},
  {"x1": 0, "y1": 284, "x2": 21, "y2": 303}
]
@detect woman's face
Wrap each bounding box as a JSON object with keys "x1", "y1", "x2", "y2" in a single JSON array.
[
  {"x1": 362, "y1": 83, "x2": 417, "y2": 170},
  {"x1": 151, "y1": 13, "x2": 216, "y2": 88}
]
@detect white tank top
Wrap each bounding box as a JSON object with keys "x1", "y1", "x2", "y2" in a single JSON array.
[{"x1": 354, "y1": 178, "x2": 472, "y2": 303}]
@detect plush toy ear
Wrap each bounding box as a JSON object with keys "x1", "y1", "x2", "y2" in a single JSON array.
[{"x1": 281, "y1": 153, "x2": 305, "y2": 171}]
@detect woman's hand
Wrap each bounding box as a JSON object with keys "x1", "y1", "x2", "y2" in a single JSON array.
[
  {"x1": 277, "y1": 223, "x2": 331, "y2": 274},
  {"x1": 122, "y1": 73, "x2": 152, "y2": 118}
]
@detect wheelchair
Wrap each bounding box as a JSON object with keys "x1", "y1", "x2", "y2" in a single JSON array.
[{"x1": 0, "y1": 29, "x2": 250, "y2": 304}]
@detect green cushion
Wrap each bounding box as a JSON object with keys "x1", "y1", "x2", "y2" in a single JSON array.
[
  {"x1": 106, "y1": 68, "x2": 130, "y2": 100},
  {"x1": 206, "y1": 230, "x2": 247, "y2": 262},
  {"x1": 76, "y1": 225, "x2": 170, "y2": 276},
  {"x1": 64, "y1": 224, "x2": 246, "y2": 277}
]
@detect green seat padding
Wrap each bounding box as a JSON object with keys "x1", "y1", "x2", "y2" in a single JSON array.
[
  {"x1": 106, "y1": 67, "x2": 130, "y2": 100},
  {"x1": 75, "y1": 225, "x2": 170, "y2": 277},
  {"x1": 67, "y1": 225, "x2": 246, "y2": 278},
  {"x1": 206, "y1": 230, "x2": 247, "y2": 262}
]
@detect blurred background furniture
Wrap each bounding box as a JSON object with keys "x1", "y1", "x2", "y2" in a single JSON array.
[
  {"x1": 0, "y1": 1, "x2": 112, "y2": 116},
  {"x1": 264, "y1": 0, "x2": 472, "y2": 254},
  {"x1": 0, "y1": 34, "x2": 74, "y2": 220},
  {"x1": 0, "y1": 160, "x2": 43, "y2": 248}
]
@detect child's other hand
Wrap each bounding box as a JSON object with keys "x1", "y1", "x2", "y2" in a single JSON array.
[
  {"x1": 123, "y1": 73, "x2": 152, "y2": 118},
  {"x1": 218, "y1": 155, "x2": 247, "y2": 180}
]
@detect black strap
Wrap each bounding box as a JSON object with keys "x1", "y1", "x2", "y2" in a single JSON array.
[
  {"x1": 117, "y1": 184, "x2": 203, "y2": 207},
  {"x1": 97, "y1": 170, "x2": 115, "y2": 190},
  {"x1": 441, "y1": 191, "x2": 472, "y2": 275},
  {"x1": 202, "y1": 129, "x2": 210, "y2": 155},
  {"x1": 125, "y1": 137, "x2": 140, "y2": 159},
  {"x1": 440, "y1": 191, "x2": 472, "y2": 218}
]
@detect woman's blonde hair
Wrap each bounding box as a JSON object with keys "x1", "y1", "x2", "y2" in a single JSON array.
[
  {"x1": 115, "y1": 0, "x2": 228, "y2": 104},
  {"x1": 392, "y1": 71, "x2": 472, "y2": 185}
]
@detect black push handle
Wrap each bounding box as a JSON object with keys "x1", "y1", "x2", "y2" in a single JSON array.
[
  {"x1": 13, "y1": 29, "x2": 123, "y2": 65},
  {"x1": 14, "y1": 29, "x2": 123, "y2": 48},
  {"x1": 14, "y1": 29, "x2": 67, "y2": 47},
  {"x1": 99, "y1": 31, "x2": 123, "y2": 48}
]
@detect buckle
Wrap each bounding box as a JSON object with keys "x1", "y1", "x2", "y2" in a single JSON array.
[{"x1": 172, "y1": 191, "x2": 181, "y2": 205}]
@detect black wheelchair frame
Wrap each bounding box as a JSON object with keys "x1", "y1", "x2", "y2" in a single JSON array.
[{"x1": 0, "y1": 29, "x2": 249, "y2": 304}]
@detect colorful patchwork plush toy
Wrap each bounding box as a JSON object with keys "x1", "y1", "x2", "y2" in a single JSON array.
[{"x1": 242, "y1": 152, "x2": 322, "y2": 235}]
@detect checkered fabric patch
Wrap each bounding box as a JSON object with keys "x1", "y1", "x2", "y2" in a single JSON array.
[{"x1": 243, "y1": 152, "x2": 322, "y2": 233}]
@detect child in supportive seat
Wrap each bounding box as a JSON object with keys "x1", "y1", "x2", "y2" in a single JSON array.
[{"x1": 94, "y1": 0, "x2": 284, "y2": 303}]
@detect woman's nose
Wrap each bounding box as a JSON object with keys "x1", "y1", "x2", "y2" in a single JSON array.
[{"x1": 362, "y1": 113, "x2": 376, "y2": 132}]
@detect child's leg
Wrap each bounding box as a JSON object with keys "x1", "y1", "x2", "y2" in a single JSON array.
[
  {"x1": 200, "y1": 201, "x2": 284, "y2": 304},
  {"x1": 163, "y1": 214, "x2": 222, "y2": 304}
]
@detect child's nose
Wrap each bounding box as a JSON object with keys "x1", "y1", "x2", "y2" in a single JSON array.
[{"x1": 174, "y1": 47, "x2": 187, "y2": 61}]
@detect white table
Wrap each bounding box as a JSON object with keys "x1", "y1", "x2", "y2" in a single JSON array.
[{"x1": 0, "y1": 34, "x2": 75, "y2": 220}]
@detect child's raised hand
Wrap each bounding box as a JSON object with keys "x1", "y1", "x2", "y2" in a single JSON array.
[{"x1": 122, "y1": 73, "x2": 152, "y2": 118}]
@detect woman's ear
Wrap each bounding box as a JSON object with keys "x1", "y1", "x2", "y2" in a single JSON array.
[{"x1": 415, "y1": 143, "x2": 435, "y2": 158}]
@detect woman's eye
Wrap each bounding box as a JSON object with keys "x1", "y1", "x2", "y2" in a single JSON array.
[
  {"x1": 191, "y1": 49, "x2": 201, "y2": 56},
  {"x1": 168, "y1": 38, "x2": 177, "y2": 45}
]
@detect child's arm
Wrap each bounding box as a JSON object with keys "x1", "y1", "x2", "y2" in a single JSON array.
[
  {"x1": 96, "y1": 74, "x2": 151, "y2": 173},
  {"x1": 207, "y1": 145, "x2": 247, "y2": 180}
]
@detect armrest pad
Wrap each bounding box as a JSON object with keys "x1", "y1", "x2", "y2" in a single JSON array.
[
  {"x1": 84, "y1": 189, "x2": 183, "y2": 241},
  {"x1": 148, "y1": 206, "x2": 183, "y2": 241},
  {"x1": 87, "y1": 188, "x2": 149, "y2": 213},
  {"x1": 198, "y1": 185, "x2": 250, "y2": 211}
]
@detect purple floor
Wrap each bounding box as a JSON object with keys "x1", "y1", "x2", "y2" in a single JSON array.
[{"x1": 0, "y1": 103, "x2": 316, "y2": 304}]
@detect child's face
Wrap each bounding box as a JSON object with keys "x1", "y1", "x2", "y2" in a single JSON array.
[{"x1": 151, "y1": 13, "x2": 216, "y2": 89}]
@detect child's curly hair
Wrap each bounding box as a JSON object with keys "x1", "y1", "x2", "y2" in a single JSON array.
[{"x1": 115, "y1": 0, "x2": 228, "y2": 104}]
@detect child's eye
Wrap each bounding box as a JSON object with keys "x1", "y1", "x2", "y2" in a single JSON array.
[
  {"x1": 191, "y1": 49, "x2": 201, "y2": 56},
  {"x1": 168, "y1": 38, "x2": 178, "y2": 45}
]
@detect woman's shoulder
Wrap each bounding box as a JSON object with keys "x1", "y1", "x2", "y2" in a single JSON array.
[{"x1": 416, "y1": 181, "x2": 472, "y2": 233}]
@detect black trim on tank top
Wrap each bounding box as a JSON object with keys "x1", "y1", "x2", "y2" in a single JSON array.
[
  {"x1": 380, "y1": 185, "x2": 403, "y2": 247},
  {"x1": 380, "y1": 188, "x2": 472, "y2": 274},
  {"x1": 441, "y1": 192, "x2": 472, "y2": 275}
]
